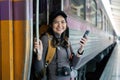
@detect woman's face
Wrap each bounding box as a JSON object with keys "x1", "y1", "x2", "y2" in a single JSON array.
[{"x1": 52, "y1": 15, "x2": 67, "y2": 35}]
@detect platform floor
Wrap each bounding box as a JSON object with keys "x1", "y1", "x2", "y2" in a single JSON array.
[{"x1": 100, "y1": 41, "x2": 120, "y2": 80}]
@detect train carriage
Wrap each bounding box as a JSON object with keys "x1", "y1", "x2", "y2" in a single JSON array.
[{"x1": 0, "y1": 0, "x2": 116, "y2": 80}]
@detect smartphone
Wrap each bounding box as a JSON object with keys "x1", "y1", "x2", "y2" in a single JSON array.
[{"x1": 83, "y1": 30, "x2": 90, "y2": 38}]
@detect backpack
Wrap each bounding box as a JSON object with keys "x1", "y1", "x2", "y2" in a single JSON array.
[
  {"x1": 39, "y1": 25, "x2": 56, "y2": 66},
  {"x1": 39, "y1": 24, "x2": 49, "y2": 36}
]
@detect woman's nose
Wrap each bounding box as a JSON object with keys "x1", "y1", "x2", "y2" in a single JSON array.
[{"x1": 58, "y1": 22, "x2": 62, "y2": 27}]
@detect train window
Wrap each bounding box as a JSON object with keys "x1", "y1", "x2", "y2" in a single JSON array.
[
  {"x1": 108, "y1": 22, "x2": 112, "y2": 34},
  {"x1": 67, "y1": 0, "x2": 85, "y2": 19},
  {"x1": 103, "y1": 15, "x2": 106, "y2": 31},
  {"x1": 86, "y1": 0, "x2": 97, "y2": 26},
  {"x1": 97, "y1": 9, "x2": 102, "y2": 29},
  {"x1": 109, "y1": 24, "x2": 113, "y2": 34},
  {"x1": 106, "y1": 20, "x2": 109, "y2": 32}
]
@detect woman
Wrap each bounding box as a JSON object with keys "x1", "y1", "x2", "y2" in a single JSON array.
[{"x1": 32, "y1": 10, "x2": 88, "y2": 80}]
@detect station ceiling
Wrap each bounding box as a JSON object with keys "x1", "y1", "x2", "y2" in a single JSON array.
[{"x1": 110, "y1": 0, "x2": 120, "y2": 36}]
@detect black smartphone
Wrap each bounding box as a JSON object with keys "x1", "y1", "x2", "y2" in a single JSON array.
[{"x1": 83, "y1": 30, "x2": 90, "y2": 38}]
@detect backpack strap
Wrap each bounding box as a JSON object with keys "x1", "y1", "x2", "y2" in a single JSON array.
[{"x1": 45, "y1": 33, "x2": 56, "y2": 67}]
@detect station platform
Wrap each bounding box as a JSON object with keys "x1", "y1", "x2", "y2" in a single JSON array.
[{"x1": 100, "y1": 41, "x2": 120, "y2": 80}]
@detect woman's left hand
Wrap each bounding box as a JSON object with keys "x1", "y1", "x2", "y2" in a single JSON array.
[{"x1": 78, "y1": 37, "x2": 88, "y2": 53}]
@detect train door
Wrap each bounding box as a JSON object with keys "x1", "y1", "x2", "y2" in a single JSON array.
[{"x1": 30, "y1": 0, "x2": 63, "y2": 79}]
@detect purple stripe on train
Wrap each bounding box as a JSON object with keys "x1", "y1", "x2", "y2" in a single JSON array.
[
  {"x1": 0, "y1": 1, "x2": 26, "y2": 20},
  {"x1": 13, "y1": 1, "x2": 26, "y2": 20},
  {"x1": 0, "y1": 1, "x2": 12, "y2": 20},
  {"x1": 0, "y1": 2, "x2": 1, "y2": 20}
]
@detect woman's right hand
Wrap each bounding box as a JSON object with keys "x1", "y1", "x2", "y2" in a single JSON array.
[{"x1": 33, "y1": 38, "x2": 43, "y2": 60}]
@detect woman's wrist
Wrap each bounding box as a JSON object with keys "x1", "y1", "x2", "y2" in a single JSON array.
[
  {"x1": 77, "y1": 48, "x2": 84, "y2": 55},
  {"x1": 37, "y1": 52, "x2": 42, "y2": 60}
]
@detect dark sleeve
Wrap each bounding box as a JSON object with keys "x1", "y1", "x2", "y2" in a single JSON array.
[
  {"x1": 40, "y1": 34, "x2": 49, "y2": 65},
  {"x1": 70, "y1": 44, "x2": 83, "y2": 69}
]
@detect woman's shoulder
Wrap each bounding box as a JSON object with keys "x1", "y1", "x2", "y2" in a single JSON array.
[
  {"x1": 40, "y1": 33, "x2": 53, "y2": 42},
  {"x1": 40, "y1": 33, "x2": 48, "y2": 40}
]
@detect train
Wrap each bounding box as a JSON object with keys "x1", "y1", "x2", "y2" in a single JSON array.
[{"x1": 0, "y1": 0, "x2": 117, "y2": 80}]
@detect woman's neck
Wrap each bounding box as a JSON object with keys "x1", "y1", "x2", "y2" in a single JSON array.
[{"x1": 53, "y1": 32, "x2": 61, "y2": 39}]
